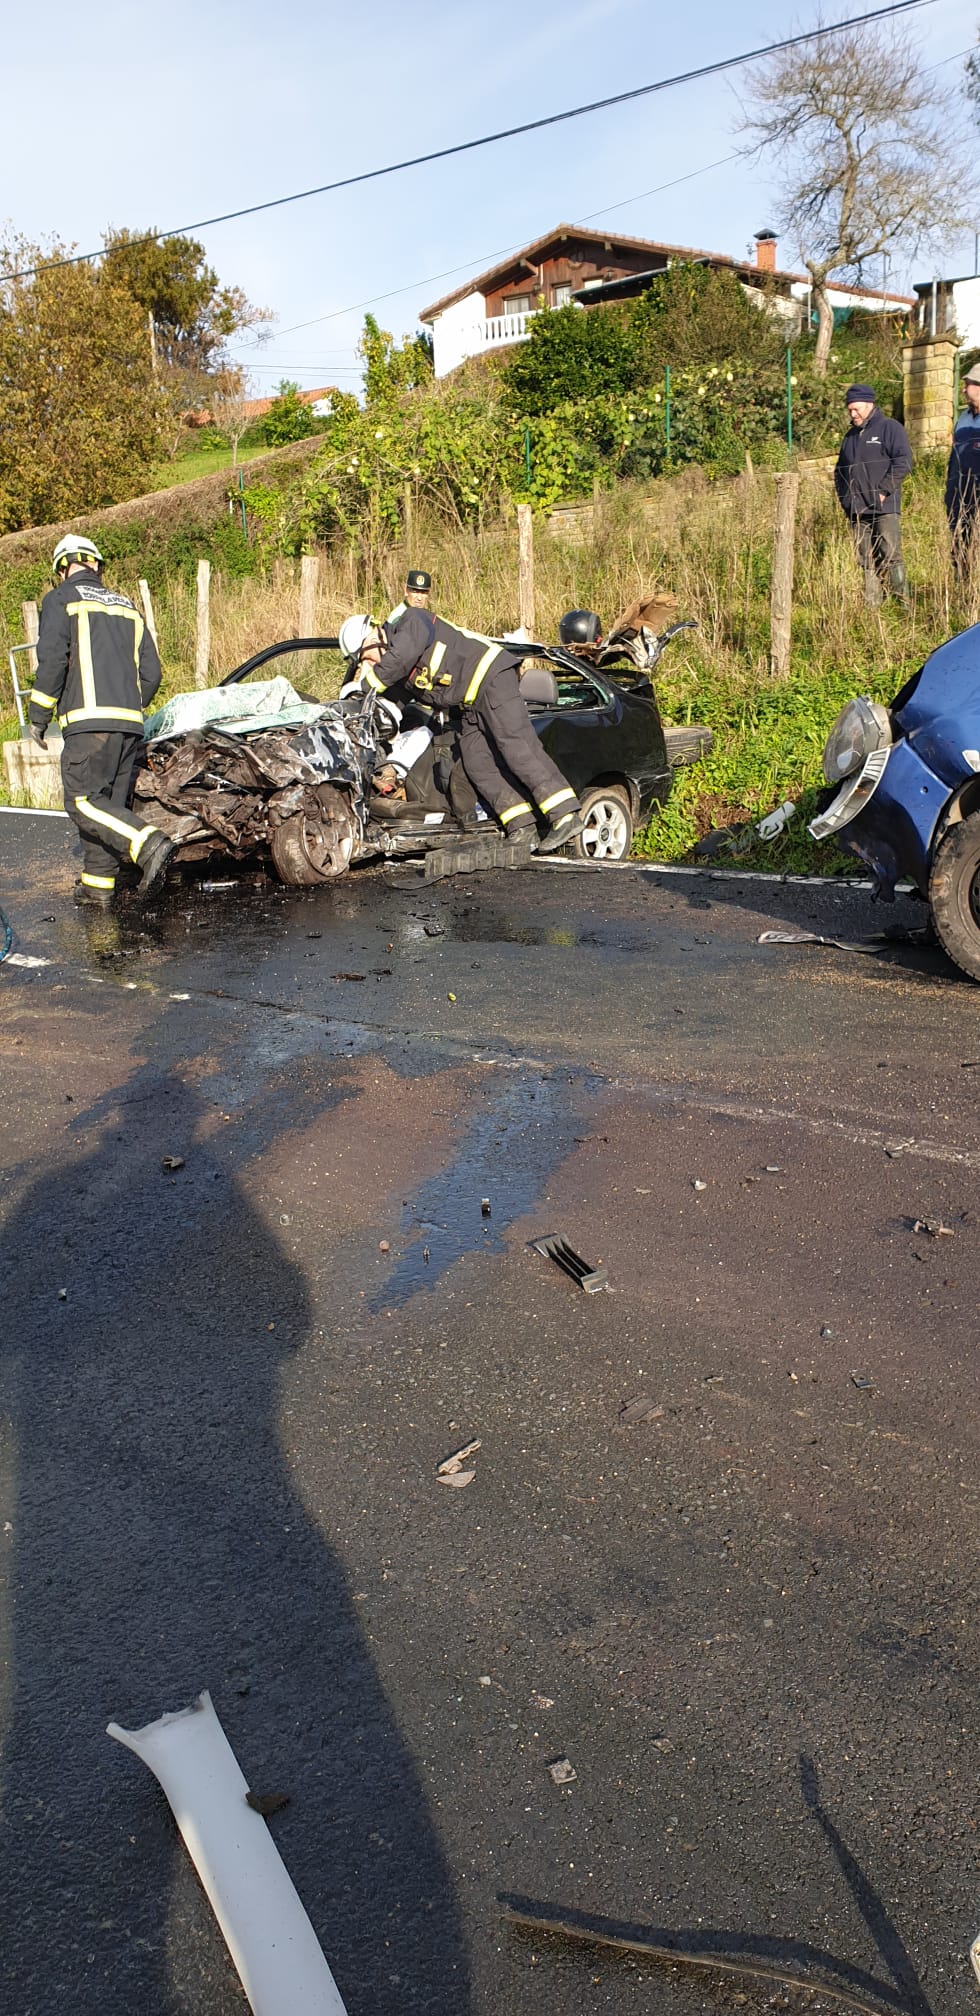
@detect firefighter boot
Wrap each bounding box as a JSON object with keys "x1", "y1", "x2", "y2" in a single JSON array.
[
  {"x1": 536, "y1": 809, "x2": 587, "y2": 854},
  {"x1": 73, "y1": 877, "x2": 115, "y2": 911},
  {"x1": 135, "y1": 831, "x2": 175, "y2": 898}
]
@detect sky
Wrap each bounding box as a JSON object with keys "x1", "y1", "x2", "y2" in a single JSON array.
[{"x1": 4, "y1": 0, "x2": 979, "y2": 396}]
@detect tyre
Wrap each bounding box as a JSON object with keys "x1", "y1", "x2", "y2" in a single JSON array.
[
  {"x1": 928, "y1": 811, "x2": 980, "y2": 981},
  {"x1": 269, "y1": 785, "x2": 356, "y2": 886},
  {"x1": 567, "y1": 785, "x2": 634, "y2": 862}
]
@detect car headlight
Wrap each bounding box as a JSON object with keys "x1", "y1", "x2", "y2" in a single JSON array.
[{"x1": 821, "y1": 697, "x2": 892, "y2": 785}]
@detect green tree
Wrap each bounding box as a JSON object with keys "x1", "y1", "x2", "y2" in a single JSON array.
[
  {"x1": 627, "y1": 262, "x2": 785, "y2": 374},
  {"x1": 101, "y1": 227, "x2": 271, "y2": 378},
  {"x1": 0, "y1": 233, "x2": 164, "y2": 532},
  {"x1": 359, "y1": 314, "x2": 434, "y2": 404},
  {"x1": 264, "y1": 381, "x2": 315, "y2": 445},
  {"x1": 503, "y1": 302, "x2": 636, "y2": 415}
]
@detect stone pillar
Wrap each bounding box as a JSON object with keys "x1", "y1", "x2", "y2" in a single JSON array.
[{"x1": 902, "y1": 333, "x2": 958, "y2": 455}]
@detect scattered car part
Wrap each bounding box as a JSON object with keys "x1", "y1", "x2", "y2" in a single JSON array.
[
  {"x1": 437, "y1": 1439, "x2": 482, "y2": 1476},
  {"x1": 911, "y1": 1217, "x2": 953, "y2": 1237},
  {"x1": 161, "y1": 1155, "x2": 185, "y2": 1172},
  {"x1": 436, "y1": 1470, "x2": 475, "y2": 1489},
  {"x1": 758, "y1": 930, "x2": 908, "y2": 956},
  {"x1": 107, "y1": 1690, "x2": 348, "y2": 2015},
  {"x1": 500, "y1": 1902, "x2": 903, "y2": 2016},
  {"x1": 529, "y1": 1235, "x2": 607, "y2": 1293}
]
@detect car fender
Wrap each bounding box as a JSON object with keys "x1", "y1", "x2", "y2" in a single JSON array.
[{"x1": 933, "y1": 772, "x2": 980, "y2": 849}]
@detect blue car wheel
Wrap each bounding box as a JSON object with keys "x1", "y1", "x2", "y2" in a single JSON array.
[{"x1": 929, "y1": 810, "x2": 980, "y2": 982}]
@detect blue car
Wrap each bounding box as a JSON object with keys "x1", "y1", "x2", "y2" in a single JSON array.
[{"x1": 809, "y1": 628, "x2": 980, "y2": 980}]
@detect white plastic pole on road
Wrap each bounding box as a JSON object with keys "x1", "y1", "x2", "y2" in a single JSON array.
[{"x1": 108, "y1": 1691, "x2": 348, "y2": 2016}]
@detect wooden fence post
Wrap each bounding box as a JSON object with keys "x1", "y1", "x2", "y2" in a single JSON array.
[
  {"x1": 21, "y1": 600, "x2": 39, "y2": 676},
  {"x1": 195, "y1": 559, "x2": 211, "y2": 688},
  {"x1": 299, "y1": 553, "x2": 319, "y2": 638},
  {"x1": 770, "y1": 471, "x2": 799, "y2": 679},
  {"x1": 517, "y1": 502, "x2": 535, "y2": 635},
  {"x1": 138, "y1": 579, "x2": 159, "y2": 652}
]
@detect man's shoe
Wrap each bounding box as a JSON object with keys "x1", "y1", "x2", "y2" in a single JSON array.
[
  {"x1": 135, "y1": 831, "x2": 175, "y2": 898},
  {"x1": 73, "y1": 878, "x2": 115, "y2": 911},
  {"x1": 536, "y1": 810, "x2": 586, "y2": 854},
  {"x1": 504, "y1": 821, "x2": 537, "y2": 847}
]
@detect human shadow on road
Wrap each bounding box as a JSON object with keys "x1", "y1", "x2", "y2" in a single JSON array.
[
  {"x1": 500, "y1": 1753, "x2": 933, "y2": 2016},
  {"x1": 0, "y1": 1038, "x2": 469, "y2": 2016}
]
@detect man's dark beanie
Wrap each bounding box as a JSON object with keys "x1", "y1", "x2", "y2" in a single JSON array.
[{"x1": 845, "y1": 383, "x2": 875, "y2": 404}]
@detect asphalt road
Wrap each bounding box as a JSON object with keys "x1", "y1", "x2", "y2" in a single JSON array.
[{"x1": 0, "y1": 813, "x2": 977, "y2": 2016}]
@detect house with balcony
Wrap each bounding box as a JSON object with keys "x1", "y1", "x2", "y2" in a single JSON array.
[{"x1": 419, "y1": 224, "x2": 915, "y2": 378}]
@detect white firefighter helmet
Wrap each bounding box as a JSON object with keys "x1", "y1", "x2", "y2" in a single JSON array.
[
  {"x1": 338, "y1": 612, "x2": 376, "y2": 662},
  {"x1": 52, "y1": 534, "x2": 104, "y2": 575}
]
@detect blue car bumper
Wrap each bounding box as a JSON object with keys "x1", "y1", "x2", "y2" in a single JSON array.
[{"x1": 836, "y1": 738, "x2": 951, "y2": 898}]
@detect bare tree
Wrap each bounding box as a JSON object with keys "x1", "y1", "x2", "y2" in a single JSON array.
[
  {"x1": 209, "y1": 369, "x2": 255, "y2": 467},
  {"x1": 740, "y1": 23, "x2": 972, "y2": 375}
]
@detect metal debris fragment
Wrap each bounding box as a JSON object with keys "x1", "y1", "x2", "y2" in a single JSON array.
[
  {"x1": 547, "y1": 1757, "x2": 577, "y2": 1786},
  {"x1": 851, "y1": 1374, "x2": 873, "y2": 1390},
  {"x1": 437, "y1": 1439, "x2": 482, "y2": 1476},
  {"x1": 161, "y1": 1156, "x2": 185, "y2": 1172},
  {"x1": 911, "y1": 1217, "x2": 953, "y2": 1238},
  {"x1": 529, "y1": 1235, "x2": 608, "y2": 1293},
  {"x1": 436, "y1": 1471, "x2": 475, "y2": 1489}
]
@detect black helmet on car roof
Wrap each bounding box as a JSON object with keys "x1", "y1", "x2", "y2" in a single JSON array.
[{"x1": 559, "y1": 609, "x2": 603, "y2": 645}]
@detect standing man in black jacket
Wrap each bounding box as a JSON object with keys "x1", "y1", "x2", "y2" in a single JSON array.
[
  {"x1": 28, "y1": 536, "x2": 174, "y2": 907},
  {"x1": 834, "y1": 385, "x2": 913, "y2": 606}
]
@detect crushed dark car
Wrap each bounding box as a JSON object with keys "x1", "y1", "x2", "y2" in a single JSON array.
[{"x1": 134, "y1": 621, "x2": 711, "y2": 887}]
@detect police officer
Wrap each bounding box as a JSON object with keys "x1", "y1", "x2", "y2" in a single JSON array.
[
  {"x1": 28, "y1": 536, "x2": 174, "y2": 907},
  {"x1": 946, "y1": 363, "x2": 980, "y2": 575},
  {"x1": 339, "y1": 609, "x2": 586, "y2": 851},
  {"x1": 386, "y1": 568, "x2": 432, "y2": 625},
  {"x1": 834, "y1": 384, "x2": 913, "y2": 605}
]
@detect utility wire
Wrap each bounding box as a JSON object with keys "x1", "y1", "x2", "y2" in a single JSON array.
[{"x1": 0, "y1": 0, "x2": 934, "y2": 286}]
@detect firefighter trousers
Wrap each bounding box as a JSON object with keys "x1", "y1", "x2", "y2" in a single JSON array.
[
  {"x1": 459, "y1": 665, "x2": 580, "y2": 832},
  {"x1": 61, "y1": 733, "x2": 160, "y2": 889}
]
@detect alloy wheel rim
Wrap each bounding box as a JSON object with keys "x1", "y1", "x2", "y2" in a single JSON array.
[{"x1": 581, "y1": 799, "x2": 629, "y2": 859}]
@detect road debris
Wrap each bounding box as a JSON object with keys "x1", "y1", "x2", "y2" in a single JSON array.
[
  {"x1": 500, "y1": 1902, "x2": 900, "y2": 2016},
  {"x1": 4, "y1": 952, "x2": 51, "y2": 968},
  {"x1": 547, "y1": 1756, "x2": 577, "y2": 1787},
  {"x1": 911, "y1": 1217, "x2": 954, "y2": 1237},
  {"x1": 107, "y1": 1691, "x2": 348, "y2": 2015},
  {"x1": 161, "y1": 1156, "x2": 185, "y2": 1172},
  {"x1": 618, "y1": 1395, "x2": 665, "y2": 1425},
  {"x1": 758, "y1": 928, "x2": 931, "y2": 955},
  {"x1": 851, "y1": 1374, "x2": 874, "y2": 1390},
  {"x1": 437, "y1": 1470, "x2": 475, "y2": 1489},
  {"x1": 529, "y1": 1234, "x2": 608, "y2": 1293},
  {"x1": 530, "y1": 1692, "x2": 555, "y2": 1710},
  {"x1": 245, "y1": 1788, "x2": 291, "y2": 1817},
  {"x1": 378, "y1": 1240, "x2": 390, "y2": 1253},
  {"x1": 692, "y1": 1179, "x2": 707, "y2": 1192},
  {"x1": 202, "y1": 880, "x2": 237, "y2": 892},
  {"x1": 423, "y1": 921, "x2": 445, "y2": 936},
  {"x1": 437, "y1": 1439, "x2": 482, "y2": 1476},
  {"x1": 481, "y1": 1197, "x2": 492, "y2": 1217},
  {"x1": 332, "y1": 971, "x2": 366, "y2": 982},
  {"x1": 447, "y1": 991, "x2": 457, "y2": 1002}
]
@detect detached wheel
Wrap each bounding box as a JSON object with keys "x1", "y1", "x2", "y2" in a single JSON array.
[
  {"x1": 269, "y1": 784, "x2": 356, "y2": 886},
  {"x1": 928, "y1": 811, "x2": 980, "y2": 981},
  {"x1": 568, "y1": 785, "x2": 634, "y2": 862}
]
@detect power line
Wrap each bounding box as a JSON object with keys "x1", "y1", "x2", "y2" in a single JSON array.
[{"x1": 0, "y1": 0, "x2": 934, "y2": 286}]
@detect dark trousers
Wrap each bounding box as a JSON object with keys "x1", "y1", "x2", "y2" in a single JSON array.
[
  {"x1": 61, "y1": 733, "x2": 158, "y2": 887},
  {"x1": 460, "y1": 665, "x2": 579, "y2": 831},
  {"x1": 948, "y1": 493, "x2": 979, "y2": 577},
  {"x1": 851, "y1": 515, "x2": 907, "y2": 606}
]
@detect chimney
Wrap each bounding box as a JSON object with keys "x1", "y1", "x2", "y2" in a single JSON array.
[{"x1": 754, "y1": 229, "x2": 777, "y2": 273}]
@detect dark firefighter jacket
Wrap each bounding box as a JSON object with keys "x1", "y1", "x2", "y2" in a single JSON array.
[
  {"x1": 29, "y1": 570, "x2": 162, "y2": 737},
  {"x1": 834, "y1": 408, "x2": 912, "y2": 520},
  {"x1": 362, "y1": 608, "x2": 518, "y2": 710},
  {"x1": 945, "y1": 409, "x2": 980, "y2": 519}
]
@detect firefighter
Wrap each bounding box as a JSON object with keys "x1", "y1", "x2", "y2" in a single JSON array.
[
  {"x1": 28, "y1": 536, "x2": 174, "y2": 907},
  {"x1": 339, "y1": 609, "x2": 586, "y2": 850}
]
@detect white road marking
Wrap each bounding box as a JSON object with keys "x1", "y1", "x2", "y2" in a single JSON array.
[{"x1": 0, "y1": 805, "x2": 68, "y2": 820}]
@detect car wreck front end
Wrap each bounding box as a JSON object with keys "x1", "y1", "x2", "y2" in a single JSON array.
[{"x1": 809, "y1": 628, "x2": 980, "y2": 902}]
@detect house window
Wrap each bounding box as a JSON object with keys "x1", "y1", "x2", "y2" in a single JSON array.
[
  {"x1": 552, "y1": 284, "x2": 571, "y2": 307},
  {"x1": 504, "y1": 294, "x2": 531, "y2": 315}
]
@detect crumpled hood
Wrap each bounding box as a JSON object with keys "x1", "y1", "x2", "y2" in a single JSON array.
[{"x1": 893, "y1": 624, "x2": 980, "y2": 790}]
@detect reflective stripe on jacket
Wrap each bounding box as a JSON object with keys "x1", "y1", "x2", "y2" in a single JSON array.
[
  {"x1": 29, "y1": 570, "x2": 162, "y2": 736},
  {"x1": 363, "y1": 608, "x2": 515, "y2": 710}
]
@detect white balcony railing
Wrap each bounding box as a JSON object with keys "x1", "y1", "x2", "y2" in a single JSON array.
[{"x1": 481, "y1": 310, "x2": 538, "y2": 348}]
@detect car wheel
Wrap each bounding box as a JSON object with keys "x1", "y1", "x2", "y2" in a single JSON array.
[
  {"x1": 928, "y1": 811, "x2": 980, "y2": 982},
  {"x1": 269, "y1": 785, "x2": 356, "y2": 885},
  {"x1": 567, "y1": 785, "x2": 634, "y2": 862}
]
